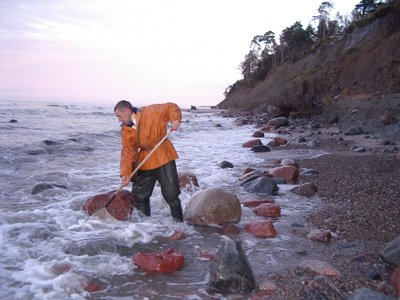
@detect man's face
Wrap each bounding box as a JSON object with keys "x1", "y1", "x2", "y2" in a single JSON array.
[{"x1": 115, "y1": 108, "x2": 132, "y2": 125}]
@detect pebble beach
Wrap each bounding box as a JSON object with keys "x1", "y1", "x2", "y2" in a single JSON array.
[{"x1": 260, "y1": 125, "x2": 400, "y2": 299}]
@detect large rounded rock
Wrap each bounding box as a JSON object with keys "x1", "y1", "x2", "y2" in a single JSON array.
[
  {"x1": 267, "y1": 117, "x2": 288, "y2": 128},
  {"x1": 184, "y1": 188, "x2": 241, "y2": 225},
  {"x1": 290, "y1": 182, "x2": 318, "y2": 197},
  {"x1": 82, "y1": 189, "x2": 134, "y2": 221},
  {"x1": 269, "y1": 165, "x2": 299, "y2": 182}
]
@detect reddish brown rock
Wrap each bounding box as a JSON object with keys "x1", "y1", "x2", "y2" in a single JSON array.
[
  {"x1": 252, "y1": 131, "x2": 265, "y2": 137},
  {"x1": 198, "y1": 249, "x2": 216, "y2": 260},
  {"x1": 242, "y1": 139, "x2": 263, "y2": 148},
  {"x1": 299, "y1": 259, "x2": 341, "y2": 276},
  {"x1": 290, "y1": 182, "x2": 318, "y2": 197},
  {"x1": 307, "y1": 229, "x2": 332, "y2": 242},
  {"x1": 280, "y1": 158, "x2": 299, "y2": 168},
  {"x1": 170, "y1": 230, "x2": 187, "y2": 241},
  {"x1": 267, "y1": 140, "x2": 279, "y2": 147},
  {"x1": 244, "y1": 220, "x2": 277, "y2": 238},
  {"x1": 269, "y1": 165, "x2": 299, "y2": 182},
  {"x1": 304, "y1": 276, "x2": 343, "y2": 299},
  {"x1": 391, "y1": 267, "x2": 400, "y2": 298},
  {"x1": 243, "y1": 167, "x2": 256, "y2": 174},
  {"x1": 221, "y1": 223, "x2": 241, "y2": 235},
  {"x1": 242, "y1": 199, "x2": 274, "y2": 207},
  {"x1": 49, "y1": 262, "x2": 71, "y2": 275},
  {"x1": 84, "y1": 280, "x2": 103, "y2": 293},
  {"x1": 273, "y1": 137, "x2": 288, "y2": 146},
  {"x1": 380, "y1": 113, "x2": 392, "y2": 125},
  {"x1": 260, "y1": 125, "x2": 274, "y2": 132},
  {"x1": 350, "y1": 252, "x2": 378, "y2": 263},
  {"x1": 258, "y1": 279, "x2": 279, "y2": 292},
  {"x1": 253, "y1": 203, "x2": 281, "y2": 218},
  {"x1": 396, "y1": 152, "x2": 400, "y2": 161},
  {"x1": 179, "y1": 172, "x2": 199, "y2": 191},
  {"x1": 132, "y1": 248, "x2": 184, "y2": 273},
  {"x1": 82, "y1": 189, "x2": 134, "y2": 221},
  {"x1": 239, "y1": 170, "x2": 264, "y2": 182}
]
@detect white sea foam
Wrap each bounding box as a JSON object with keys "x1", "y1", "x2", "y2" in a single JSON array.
[{"x1": 0, "y1": 101, "x2": 320, "y2": 299}]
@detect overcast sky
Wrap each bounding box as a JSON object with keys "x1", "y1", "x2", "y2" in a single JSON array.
[{"x1": 0, "y1": 0, "x2": 360, "y2": 108}]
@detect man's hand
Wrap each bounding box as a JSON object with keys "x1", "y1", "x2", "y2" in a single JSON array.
[
  {"x1": 171, "y1": 120, "x2": 180, "y2": 131},
  {"x1": 121, "y1": 176, "x2": 130, "y2": 186}
]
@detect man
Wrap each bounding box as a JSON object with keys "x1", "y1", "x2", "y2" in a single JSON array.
[{"x1": 114, "y1": 100, "x2": 183, "y2": 222}]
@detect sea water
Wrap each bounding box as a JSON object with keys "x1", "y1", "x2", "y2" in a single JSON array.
[{"x1": 0, "y1": 101, "x2": 324, "y2": 299}]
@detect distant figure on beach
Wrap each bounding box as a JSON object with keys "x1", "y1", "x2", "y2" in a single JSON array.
[{"x1": 114, "y1": 100, "x2": 183, "y2": 222}]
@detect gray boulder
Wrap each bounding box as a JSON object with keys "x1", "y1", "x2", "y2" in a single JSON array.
[
  {"x1": 380, "y1": 235, "x2": 400, "y2": 267},
  {"x1": 242, "y1": 176, "x2": 278, "y2": 195},
  {"x1": 208, "y1": 238, "x2": 256, "y2": 293}
]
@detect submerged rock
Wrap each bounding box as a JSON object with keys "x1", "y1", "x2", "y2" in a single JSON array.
[
  {"x1": 253, "y1": 203, "x2": 281, "y2": 218},
  {"x1": 64, "y1": 238, "x2": 118, "y2": 256},
  {"x1": 132, "y1": 248, "x2": 184, "y2": 273},
  {"x1": 244, "y1": 220, "x2": 277, "y2": 238},
  {"x1": 304, "y1": 276, "x2": 344, "y2": 300},
  {"x1": 242, "y1": 199, "x2": 274, "y2": 207},
  {"x1": 219, "y1": 160, "x2": 234, "y2": 168},
  {"x1": 31, "y1": 183, "x2": 67, "y2": 195},
  {"x1": 299, "y1": 259, "x2": 341, "y2": 276},
  {"x1": 82, "y1": 189, "x2": 134, "y2": 221}
]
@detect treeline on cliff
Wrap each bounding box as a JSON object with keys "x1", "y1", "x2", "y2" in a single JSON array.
[{"x1": 222, "y1": 0, "x2": 397, "y2": 100}]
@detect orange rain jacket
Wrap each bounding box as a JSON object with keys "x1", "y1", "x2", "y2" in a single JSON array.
[{"x1": 119, "y1": 102, "x2": 182, "y2": 177}]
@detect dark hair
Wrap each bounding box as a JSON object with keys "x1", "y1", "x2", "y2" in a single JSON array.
[{"x1": 114, "y1": 100, "x2": 133, "y2": 112}]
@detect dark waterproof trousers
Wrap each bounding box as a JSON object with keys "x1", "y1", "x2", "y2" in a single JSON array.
[{"x1": 131, "y1": 160, "x2": 183, "y2": 221}]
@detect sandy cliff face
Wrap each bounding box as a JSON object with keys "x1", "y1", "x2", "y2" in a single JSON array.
[{"x1": 217, "y1": 3, "x2": 400, "y2": 138}]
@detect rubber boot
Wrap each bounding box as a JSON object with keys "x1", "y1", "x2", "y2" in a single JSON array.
[
  {"x1": 134, "y1": 196, "x2": 151, "y2": 217},
  {"x1": 170, "y1": 201, "x2": 183, "y2": 222}
]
